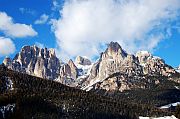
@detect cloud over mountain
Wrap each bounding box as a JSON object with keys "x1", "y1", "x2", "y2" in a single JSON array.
[
  {"x1": 53, "y1": 0, "x2": 180, "y2": 60},
  {"x1": 0, "y1": 37, "x2": 15, "y2": 57},
  {"x1": 0, "y1": 12, "x2": 37, "y2": 38},
  {"x1": 35, "y1": 14, "x2": 49, "y2": 24}
]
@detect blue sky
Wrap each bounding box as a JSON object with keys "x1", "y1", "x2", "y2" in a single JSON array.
[
  {"x1": 0, "y1": 0, "x2": 180, "y2": 67},
  {"x1": 0, "y1": 0, "x2": 59, "y2": 46},
  {"x1": 0, "y1": 0, "x2": 60, "y2": 61}
]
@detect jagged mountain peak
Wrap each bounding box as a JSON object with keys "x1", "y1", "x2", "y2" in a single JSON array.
[
  {"x1": 107, "y1": 41, "x2": 122, "y2": 52},
  {"x1": 19, "y1": 45, "x2": 57, "y2": 58},
  {"x1": 3, "y1": 45, "x2": 61, "y2": 80},
  {"x1": 136, "y1": 51, "x2": 152, "y2": 57},
  {"x1": 49, "y1": 48, "x2": 56, "y2": 57},
  {"x1": 81, "y1": 42, "x2": 177, "y2": 92},
  {"x1": 2, "y1": 43, "x2": 179, "y2": 92},
  {"x1": 107, "y1": 42, "x2": 126, "y2": 52},
  {"x1": 75, "y1": 56, "x2": 91, "y2": 65},
  {"x1": 3, "y1": 57, "x2": 12, "y2": 66},
  {"x1": 103, "y1": 42, "x2": 127, "y2": 59},
  {"x1": 68, "y1": 59, "x2": 77, "y2": 70},
  {"x1": 68, "y1": 59, "x2": 74, "y2": 65}
]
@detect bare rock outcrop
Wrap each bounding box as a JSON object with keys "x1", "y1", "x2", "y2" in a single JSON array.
[
  {"x1": 2, "y1": 42, "x2": 178, "y2": 92},
  {"x1": 82, "y1": 42, "x2": 177, "y2": 92},
  {"x1": 75, "y1": 56, "x2": 91, "y2": 65},
  {"x1": 3, "y1": 45, "x2": 61, "y2": 80}
]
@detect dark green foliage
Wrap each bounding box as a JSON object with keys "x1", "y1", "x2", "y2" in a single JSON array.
[
  {"x1": 175, "y1": 105, "x2": 180, "y2": 119},
  {"x1": 0, "y1": 65, "x2": 138, "y2": 119},
  {"x1": 93, "y1": 72, "x2": 180, "y2": 102},
  {"x1": 0, "y1": 65, "x2": 179, "y2": 119},
  {"x1": 92, "y1": 73, "x2": 180, "y2": 117}
]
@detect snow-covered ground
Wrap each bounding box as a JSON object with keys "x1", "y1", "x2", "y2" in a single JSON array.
[
  {"x1": 175, "y1": 65, "x2": 180, "y2": 73},
  {"x1": 81, "y1": 78, "x2": 101, "y2": 91},
  {"x1": 6, "y1": 77, "x2": 14, "y2": 91},
  {"x1": 174, "y1": 86, "x2": 179, "y2": 90},
  {"x1": 81, "y1": 76, "x2": 110, "y2": 91},
  {"x1": 0, "y1": 104, "x2": 15, "y2": 119},
  {"x1": 139, "y1": 115, "x2": 177, "y2": 119},
  {"x1": 1, "y1": 76, "x2": 14, "y2": 91},
  {"x1": 159, "y1": 102, "x2": 180, "y2": 109}
]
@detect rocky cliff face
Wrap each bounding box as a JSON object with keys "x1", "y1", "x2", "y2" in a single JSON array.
[
  {"x1": 136, "y1": 51, "x2": 175, "y2": 76},
  {"x1": 81, "y1": 42, "x2": 177, "y2": 92},
  {"x1": 2, "y1": 45, "x2": 93, "y2": 87},
  {"x1": 56, "y1": 59, "x2": 78, "y2": 86},
  {"x1": 56, "y1": 56, "x2": 92, "y2": 87},
  {"x1": 3, "y1": 45, "x2": 61, "y2": 80},
  {"x1": 75, "y1": 56, "x2": 91, "y2": 65},
  {"x1": 2, "y1": 42, "x2": 178, "y2": 92}
]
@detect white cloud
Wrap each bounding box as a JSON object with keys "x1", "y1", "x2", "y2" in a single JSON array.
[
  {"x1": 19, "y1": 8, "x2": 36, "y2": 15},
  {"x1": 0, "y1": 37, "x2": 15, "y2": 57},
  {"x1": 0, "y1": 12, "x2": 37, "y2": 38},
  {"x1": 53, "y1": 0, "x2": 180, "y2": 60},
  {"x1": 34, "y1": 14, "x2": 49, "y2": 24},
  {"x1": 35, "y1": 42, "x2": 45, "y2": 48},
  {"x1": 52, "y1": 0, "x2": 63, "y2": 11},
  {"x1": 52, "y1": 0, "x2": 60, "y2": 11}
]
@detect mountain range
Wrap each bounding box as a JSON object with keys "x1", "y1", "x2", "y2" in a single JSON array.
[
  {"x1": 2, "y1": 42, "x2": 179, "y2": 92},
  {"x1": 0, "y1": 41, "x2": 180, "y2": 119}
]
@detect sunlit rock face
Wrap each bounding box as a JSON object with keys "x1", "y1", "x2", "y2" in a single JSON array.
[
  {"x1": 2, "y1": 42, "x2": 178, "y2": 92},
  {"x1": 75, "y1": 56, "x2": 91, "y2": 65},
  {"x1": 2, "y1": 45, "x2": 91, "y2": 87},
  {"x1": 136, "y1": 51, "x2": 176, "y2": 76},
  {"x1": 3, "y1": 45, "x2": 61, "y2": 80},
  {"x1": 58, "y1": 59, "x2": 78, "y2": 81},
  {"x1": 81, "y1": 42, "x2": 177, "y2": 92}
]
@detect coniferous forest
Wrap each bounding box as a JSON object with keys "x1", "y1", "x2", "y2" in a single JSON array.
[{"x1": 0, "y1": 65, "x2": 180, "y2": 119}]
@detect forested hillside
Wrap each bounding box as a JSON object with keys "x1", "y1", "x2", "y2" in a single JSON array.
[{"x1": 0, "y1": 64, "x2": 177, "y2": 119}]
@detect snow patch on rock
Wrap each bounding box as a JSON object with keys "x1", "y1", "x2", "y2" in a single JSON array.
[
  {"x1": 174, "y1": 86, "x2": 179, "y2": 89},
  {"x1": 0, "y1": 104, "x2": 15, "y2": 119},
  {"x1": 1, "y1": 76, "x2": 14, "y2": 91},
  {"x1": 6, "y1": 77, "x2": 14, "y2": 91},
  {"x1": 139, "y1": 115, "x2": 177, "y2": 119},
  {"x1": 176, "y1": 65, "x2": 180, "y2": 73},
  {"x1": 76, "y1": 63, "x2": 93, "y2": 79},
  {"x1": 159, "y1": 102, "x2": 180, "y2": 109},
  {"x1": 81, "y1": 78, "x2": 101, "y2": 91}
]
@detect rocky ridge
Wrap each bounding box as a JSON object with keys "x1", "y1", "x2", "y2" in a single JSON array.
[
  {"x1": 81, "y1": 42, "x2": 177, "y2": 91},
  {"x1": 176, "y1": 65, "x2": 180, "y2": 73},
  {"x1": 2, "y1": 42, "x2": 179, "y2": 91},
  {"x1": 3, "y1": 45, "x2": 61, "y2": 80}
]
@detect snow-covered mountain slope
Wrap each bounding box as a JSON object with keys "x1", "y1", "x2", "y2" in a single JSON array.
[
  {"x1": 176, "y1": 65, "x2": 180, "y2": 73},
  {"x1": 75, "y1": 56, "x2": 93, "y2": 79},
  {"x1": 139, "y1": 115, "x2": 177, "y2": 119},
  {"x1": 0, "y1": 104, "x2": 15, "y2": 119},
  {"x1": 54, "y1": 56, "x2": 93, "y2": 87},
  {"x1": 76, "y1": 63, "x2": 93, "y2": 79},
  {"x1": 159, "y1": 102, "x2": 180, "y2": 109}
]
